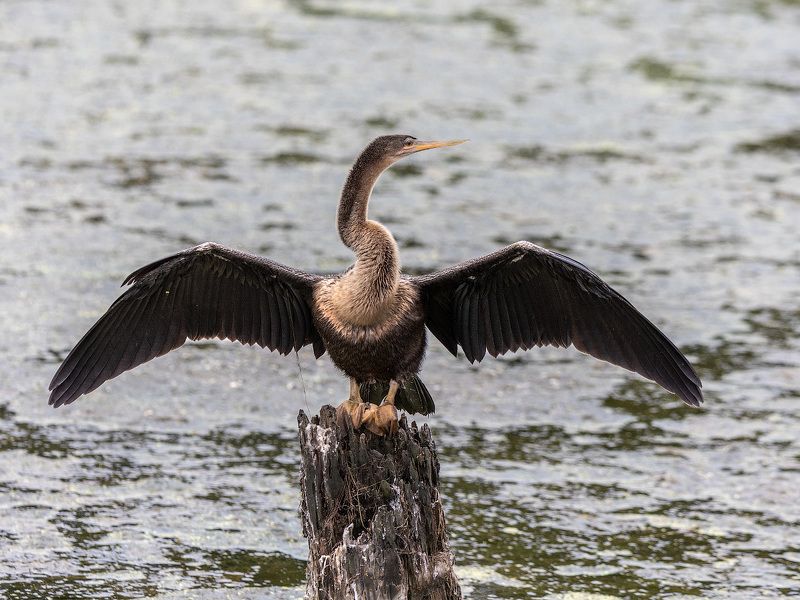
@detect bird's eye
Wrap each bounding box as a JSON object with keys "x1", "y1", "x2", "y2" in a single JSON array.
[{"x1": 404, "y1": 138, "x2": 415, "y2": 147}]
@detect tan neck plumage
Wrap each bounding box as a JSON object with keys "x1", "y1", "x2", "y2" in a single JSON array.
[{"x1": 335, "y1": 151, "x2": 400, "y2": 326}]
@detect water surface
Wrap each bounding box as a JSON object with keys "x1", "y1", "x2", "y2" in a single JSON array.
[{"x1": 1, "y1": 0, "x2": 799, "y2": 598}]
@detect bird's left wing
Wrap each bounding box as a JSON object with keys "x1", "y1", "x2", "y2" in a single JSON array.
[
  {"x1": 410, "y1": 241, "x2": 702, "y2": 406},
  {"x1": 49, "y1": 242, "x2": 325, "y2": 407}
]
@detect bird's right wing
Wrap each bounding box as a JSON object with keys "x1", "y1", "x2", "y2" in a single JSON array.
[
  {"x1": 49, "y1": 242, "x2": 325, "y2": 407},
  {"x1": 410, "y1": 241, "x2": 702, "y2": 406}
]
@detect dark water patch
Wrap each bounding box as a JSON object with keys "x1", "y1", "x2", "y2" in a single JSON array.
[
  {"x1": 743, "y1": 306, "x2": 800, "y2": 349},
  {"x1": 71, "y1": 453, "x2": 167, "y2": 487},
  {"x1": 103, "y1": 54, "x2": 139, "y2": 66},
  {"x1": 603, "y1": 379, "x2": 694, "y2": 424},
  {"x1": 447, "y1": 171, "x2": 468, "y2": 185},
  {"x1": 679, "y1": 233, "x2": 745, "y2": 249},
  {"x1": 507, "y1": 144, "x2": 551, "y2": 161},
  {"x1": 53, "y1": 504, "x2": 119, "y2": 550},
  {"x1": 735, "y1": 129, "x2": 800, "y2": 154},
  {"x1": 390, "y1": 163, "x2": 423, "y2": 178},
  {"x1": 773, "y1": 188, "x2": 800, "y2": 202},
  {"x1": 270, "y1": 125, "x2": 329, "y2": 142},
  {"x1": 0, "y1": 420, "x2": 73, "y2": 459},
  {"x1": 507, "y1": 144, "x2": 646, "y2": 164},
  {"x1": 60, "y1": 155, "x2": 230, "y2": 189},
  {"x1": 439, "y1": 424, "x2": 567, "y2": 467},
  {"x1": 754, "y1": 79, "x2": 800, "y2": 93},
  {"x1": 199, "y1": 427, "x2": 298, "y2": 474},
  {"x1": 133, "y1": 26, "x2": 297, "y2": 49},
  {"x1": 0, "y1": 529, "x2": 18, "y2": 543},
  {"x1": 590, "y1": 420, "x2": 678, "y2": 454},
  {"x1": 239, "y1": 71, "x2": 284, "y2": 85},
  {"x1": 630, "y1": 57, "x2": 687, "y2": 82},
  {"x1": 18, "y1": 156, "x2": 53, "y2": 170},
  {"x1": 630, "y1": 57, "x2": 800, "y2": 94},
  {"x1": 444, "y1": 476, "x2": 718, "y2": 597},
  {"x1": 396, "y1": 236, "x2": 426, "y2": 249},
  {"x1": 0, "y1": 403, "x2": 16, "y2": 421},
  {"x1": 1, "y1": 578, "x2": 159, "y2": 600},
  {"x1": 287, "y1": 0, "x2": 422, "y2": 22},
  {"x1": 30, "y1": 38, "x2": 60, "y2": 49},
  {"x1": 684, "y1": 338, "x2": 759, "y2": 381},
  {"x1": 754, "y1": 172, "x2": 782, "y2": 183},
  {"x1": 29, "y1": 348, "x2": 69, "y2": 365},
  {"x1": 741, "y1": 0, "x2": 800, "y2": 20},
  {"x1": 175, "y1": 197, "x2": 214, "y2": 208},
  {"x1": 260, "y1": 152, "x2": 325, "y2": 165},
  {"x1": 723, "y1": 254, "x2": 800, "y2": 269},
  {"x1": 19, "y1": 198, "x2": 106, "y2": 226},
  {"x1": 598, "y1": 241, "x2": 652, "y2": 262},
  {"x1": 454, "y1": 10, "x2": 532, "y2": 52},
  {"x1": 122, "y1": 225, "x2": 201, "y2": 246},
  {"x1": 82, "y1": 214, "x2": 107, "y2": 224},
  {"x1": 375, "y1": 213, "x2": 407, "y2": 225},
  {"x1": 442, "y1": 105, "x2": 503, "y2": 121},
  {"x1": 194, "y1": 485, "x2": 246, "y2": 505},
  {"x1": 498, "y1": 354, "x2": 574, "y2": 368},
  {"x1": 108, "y1": 159, "x2": 161, "y2": 188},
  {"x1": 177, "y1": 234, "x2": 200, "y2": 246},
  {"x1": 165, "y1": 543, "x2": 305, "y2": 587},
  {"x1": 202, "y1": 170, "x2": 234, "y2": 181},
  {"x1": 259, "y1": 221, "x2": 296, "y2": 231},
  {"x1": 364, "y1": 115, "x2": 399, "y2": 129}
]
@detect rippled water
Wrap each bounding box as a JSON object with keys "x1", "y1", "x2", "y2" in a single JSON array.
[{"x1": 2, "y1": 0, "x2": 799, "y2": 598}]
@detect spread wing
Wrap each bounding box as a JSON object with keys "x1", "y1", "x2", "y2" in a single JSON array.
[
  {"x1": 411, "y1": 241, "x2": 702, "y2": 406},
  {"x1": 49, "y1": 242, "x2": 325, "y2": 407}
]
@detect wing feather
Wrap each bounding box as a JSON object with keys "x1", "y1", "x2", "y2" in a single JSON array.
[
  {"x1": 266, "y1": 288, "x2": 280, "y2": 350},
  {"x1": 412, "y1": 241, "x2": 703, "y2": 406},
  {"x1": 49, "y1": 242, "x2": 323, "y2": 407}
]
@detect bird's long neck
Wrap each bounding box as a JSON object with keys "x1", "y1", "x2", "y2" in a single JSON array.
[{"x1": 336, "y1": 154, "x2": 400, "y2": 321}]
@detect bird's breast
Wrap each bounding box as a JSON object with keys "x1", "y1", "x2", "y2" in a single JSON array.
[{"x1": 312, "y1": 279, "x2": 422, "y2": 343}]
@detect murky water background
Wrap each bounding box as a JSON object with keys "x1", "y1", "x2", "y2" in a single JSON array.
[{"x1": 2, "y1": 0, "x2": 799, "y2": 598}]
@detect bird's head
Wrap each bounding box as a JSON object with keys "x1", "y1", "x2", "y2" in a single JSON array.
[{"x1": 362, "y1": 135, "x2": 466, "y2": 169}]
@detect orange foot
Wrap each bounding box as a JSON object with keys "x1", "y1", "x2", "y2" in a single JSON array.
[
  {"x1": 335, "y1": 399, "x2": 370, "y2": 430},
  {"x1": 362, "y1": 402, "x2": 399, "y2": 437}
]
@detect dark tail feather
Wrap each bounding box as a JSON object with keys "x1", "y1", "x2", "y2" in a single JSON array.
[{"x1": 359, "y1": 375, "x2": 435, "y2": 416}]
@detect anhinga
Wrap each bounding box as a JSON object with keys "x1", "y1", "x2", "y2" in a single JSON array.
[{"x1": 49, "y1": 135, "x2": 703, "y2": 434}]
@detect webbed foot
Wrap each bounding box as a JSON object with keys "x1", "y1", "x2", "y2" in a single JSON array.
[
  {"x1": 335, "y1": 398, "x2": 370, "y2": 430},
  {"x1": 335, "y1": 378, "x2": 373, "y2": 430},
  {"x1": 362, "y1": 402, "x2": 399, "y2": 436},
  {"x1": 337, "y1": 379, "x2": 402, "y2": 437}
]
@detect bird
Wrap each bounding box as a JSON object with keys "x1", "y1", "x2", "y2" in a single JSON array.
[{"x1": 49, "y1": 135, "x2": 703, "y2": 435}]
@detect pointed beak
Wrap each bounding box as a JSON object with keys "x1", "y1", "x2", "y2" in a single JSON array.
[{"x1": 408, "y1": 139, "x2": 468, "y2": 154}]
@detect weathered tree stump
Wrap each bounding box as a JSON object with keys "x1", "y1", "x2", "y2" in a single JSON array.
[{"x1": 298, "y1": 405, "x2": 462, "y2": 600}]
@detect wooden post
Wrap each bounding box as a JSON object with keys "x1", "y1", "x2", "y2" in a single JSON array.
[{"x1": 298, "y1": 405, "x2": 462, "y2": 600}]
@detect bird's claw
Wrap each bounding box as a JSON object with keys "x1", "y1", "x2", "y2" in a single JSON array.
[
  {"x1": 335, "y1": 399, "x2": 369, "y2": 430},
  {"x1": 361, "y1": 402, "x2": 399, "y2": 437},
  {"x1": 335, "y1": 397, "x2": 399, "y2": 437}
]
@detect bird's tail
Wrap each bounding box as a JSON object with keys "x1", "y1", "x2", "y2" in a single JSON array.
[{"x1": 359, "y1": 375, "x2": 435, "y2": 416}]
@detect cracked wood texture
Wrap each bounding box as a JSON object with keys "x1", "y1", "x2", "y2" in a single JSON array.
[{"x1": 298, "y1": 405, "x2": 462, "y2": 600}]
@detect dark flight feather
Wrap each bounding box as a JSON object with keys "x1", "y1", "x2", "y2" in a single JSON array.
[
  {"x1": 412, "y1": 241, "x2": 703, "y2": 406},
  {"x1": 359, "y1": 375, "x2": 435, "y2": 415},
  {"x1": 49, "y1": 243, "x2": 323, "y2": 407}
]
